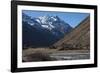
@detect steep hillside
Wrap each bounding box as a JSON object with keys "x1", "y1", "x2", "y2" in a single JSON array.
[{"x1": 53, "y1": 16, "x2": 90, "y2": 50}]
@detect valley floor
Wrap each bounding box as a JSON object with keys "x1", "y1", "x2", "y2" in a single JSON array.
[{"x1": 22, "y1": 48, "x2": 90, "y2": 62}]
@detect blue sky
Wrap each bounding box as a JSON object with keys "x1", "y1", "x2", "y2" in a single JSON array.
[{"x1": 22, "y1": 10, "x2": 89, "y2": 28}]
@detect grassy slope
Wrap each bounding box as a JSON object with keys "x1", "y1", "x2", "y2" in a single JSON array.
[{"x1": 53, "y1": 16, "x2": 90, "y2": 50}]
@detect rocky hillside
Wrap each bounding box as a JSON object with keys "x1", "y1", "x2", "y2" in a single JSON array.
[{"x1": 53, "y1": 16, "x2": 90, "y2": 50}]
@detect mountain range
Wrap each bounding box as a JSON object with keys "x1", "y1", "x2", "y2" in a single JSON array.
[{"x1": 22, "y1": 13, "x2": 72, "y2": 48}]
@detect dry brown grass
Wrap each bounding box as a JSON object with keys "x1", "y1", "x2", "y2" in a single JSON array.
[
  {"x1": 22, "y1": 48, "x2": 89, "y2": 62},
  {"x1": 23, "y1": 48, "x2": 58, "y2": 56},
  {"x1": 22, "y1": 48, "x2": 58, "y2": 62}
]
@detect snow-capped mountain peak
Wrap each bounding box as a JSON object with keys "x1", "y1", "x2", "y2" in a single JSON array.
[
  {"x1": 33, "y1": 15, "x2": 63, "y2": 30},
  {"x1": 22, "y1": 13, "x2": 72, "y2": 34},
  {"x1": 22, "y1": 13, "x2": 73, "y2": 47}
]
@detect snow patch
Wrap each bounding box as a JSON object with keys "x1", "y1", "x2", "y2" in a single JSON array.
[{"x1": 30, "y1": 23, "x2": 35, "y2": 26}]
